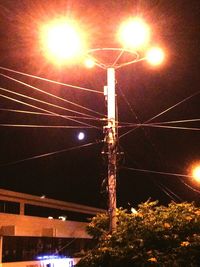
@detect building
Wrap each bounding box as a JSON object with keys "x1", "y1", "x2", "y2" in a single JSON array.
[{"x1": 0, "y1": 189, "x2": 105, "y2": 267}]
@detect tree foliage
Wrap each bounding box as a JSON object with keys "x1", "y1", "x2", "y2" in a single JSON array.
[{"x1": 77, "y1": 201, "x2": 200, "y2": 267}]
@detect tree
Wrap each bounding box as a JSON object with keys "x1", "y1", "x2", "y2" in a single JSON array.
[{"x1": 77, "y1": 201, "x2": 200, "y2": 267}]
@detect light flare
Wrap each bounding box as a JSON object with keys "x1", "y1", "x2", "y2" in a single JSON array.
[
  {"x1": 40, "y1": 18, "x2": 86, "y2": 64},
  {"x1": 146, "y1": 47, "x2": 165, "y2": 66},
  {"x1": 85, "y1": 58, "x2": 95, "y2": 68},
  {"x1": 192, "y1": 165, "x2": 200, "y2": 183},
  {"x1": 118, "y1": 18, "x2": 150, "y2": 49}
]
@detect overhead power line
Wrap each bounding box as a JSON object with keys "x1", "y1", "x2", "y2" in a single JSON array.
[
  {"x1": 155, "y1": 182, "x2": 183, "y2": 202},
  {"x1": 123, "y1": 165, "x2": 200, "y2": 199},
  {"x1": 0, "y1": 85, "x2": 97, "y2": 120},
  {"x1": 0, "y1": 124, "x2": 96, "y2": 129},
  {"x1": 0, "y1": 108, "x2": 102, "y2": 121},
  {"x1": 0, "y1": 91, "x2": 100, "y2": 129},
  {"x1": 0, "y1": 73, "x2": 105, "y2": 118},
  {"x1": 119, "y1": 123, "x2": 200, "y2": 132},
  {"x1": 178, "y1": 177, "x2": 200, "y2": 195},
  {"x1": 151, "y1": 118, "x2": 200, "y2": 125},
  {"x1": 119, "y1": 89, "x2": 200, "y2": 139},
  {"x1": 0, "y1": 66, "x2": 103, "y2": 94},
  {"x1": 122, "y1": 166, "x2": 192, "y2": 179},
  {"x1": 1, "y1": 140, "x2": 103, "y2": 167}
]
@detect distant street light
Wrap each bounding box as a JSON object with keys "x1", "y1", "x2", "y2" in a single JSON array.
[
  {"x1": 40, "y1": 17, "x2": 165, "y2": 233},
  {"x1": 192, "y1": 165, "x2": 200, "y2": 183}
]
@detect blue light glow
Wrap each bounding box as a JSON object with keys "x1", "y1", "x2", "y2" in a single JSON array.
[{"x1": 37, "y1": 255, "x2": 74, "y2": 267}]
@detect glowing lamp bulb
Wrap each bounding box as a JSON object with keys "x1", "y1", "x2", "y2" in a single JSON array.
[
  {"x1": 119, "y1": 18, "x2": 150, "y2": 48},
  {"x1": 192, "y1": 166, "x2": 200, "y2": 183},
  {"x1": 146, "y1": 47, "x2": 165, "y2": 66},
  {"x1": 40, "y1": 18, "x2": 85, "y2": 64},
  {"x1": 85, "y1": 58, "x2": 95, "y2": 68},
  {"x1": 78, "y1": 132, "x2": 85, "y2": 140}
]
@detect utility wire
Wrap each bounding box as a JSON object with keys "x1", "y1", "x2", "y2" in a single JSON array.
[
  {"x1": 124, "y1": 164, "x2": 200, "y2": 198},
  {"x1": 122, "y1": 166, "x2": 193, "y2": 179},
  {"x1": 0, "y1": 92, "x2": 100, "y2": 129},
  {"x1": 119, "y1": 123, "x2": 200, "y2": 132},
  {"x1": 0, "y1": 87, "x2": 100, "y2": 128},
  {"x1": 155, "y1": 182, "x2": 183, "y2": 202},
  {"x1": 118, "y1": 118, "x2": 200, "y2": 125},
  {"x1": 0, "y1": 73, "x2": 105, "y2": 118},
  {"x1": 155, "y1": 183, "x2": 178, "y2": 202},
  {"x1": 0, "y1": 124, "x2": 95, "y2": 129},
  {"x1": 0, "y1": 66, "x2": 103, "y2": 95},
  {"x1": 0, "y1": 86, "x2": 95, "y2": 119},
  {"x1": 121, "y1": 152, "x2": 183, "y2": 202},
  {"x1": 119, "y1": 89, "x2": 200, "y2": 139},
  {"x1": 1, "y1": 140, "x2": 103, "y2": 167},
  {"x1": 178, "y1": 177, "x2": 200, "y2": 195},
  {"x1": 151, "y1": 118, "x2": 200, "y2": 125},
  {"x1": 118, "y1": 86, "x2": 166, "y2": 172},
  {"x1": 0, "y1": 108, "x2": 102, "y2": 121}
]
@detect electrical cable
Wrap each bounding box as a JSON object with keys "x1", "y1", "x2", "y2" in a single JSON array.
[
  {"x1": 122, "y1": 167, "x2": 200, "y2": 202},
  {"x1": 119, "y1": 89, "x2": 200, "y2": 139},
  {"x1": 150, "y1": 118, "x2": 200, "y2": 125},
  {"x1": 1, "y1": 140, "x2": 103, "y2": 167},
  {"x1": 0, "y1": 108, "x2": 103, "y2": 121},
  {"x1": 0, "y1": 87, "x2": 100, "y2": 128},
  {"x1": 119, "y1": 123, "x2": 200, "y2": 132},
  {"x1": 155, "y1": 183, "x2": 177, "y2": 202},
  {"x1": 117, "y1": 87, "x2": 175, "y2": 202},
  {"x1": 0, "y1": 73, "x2": 105, "y2": 118},
  {"x1": 118, "y1": 86, "x2": 166, "y2": 172},
  {"x1": 177, "y1": 177, "x2": 200, "y2": 195},
  {"x1": 0, "y1": 124, "x2": 96, "y2": 129},
  {"x1": 122, "y1": 166, "x2": 192, "y2": 179},
  {"x1": 0, "y1": 66, "x2": 103, "y2": 94},
  {"x1": 0, "y1": 86, "x2": 96, "y2": 119},
  {"x1": 0, "y1": 92, "x2": 100, "y2": 129},
  {"x1": 155, "y1": 182, "x2": 183, "y2": 202},
  {"x1": 119, "y1": 151, "x2": 183, "y2": 202}
]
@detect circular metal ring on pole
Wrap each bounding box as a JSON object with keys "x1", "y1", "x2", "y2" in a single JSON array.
[{"x1": 85, "y1": 47, "x2": 142, "y2": 69}]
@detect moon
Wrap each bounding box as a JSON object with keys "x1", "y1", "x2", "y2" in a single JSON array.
[{"x1": 77, "y1": 132, "x2": 85, "y2": 141}]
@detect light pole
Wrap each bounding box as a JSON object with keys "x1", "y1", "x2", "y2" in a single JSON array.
[
  {"x1": 106, "y1": 67, "x2": 117, "y2": 232},
  {"x1": 40, "y1": 17, "x2": 165, "y2": 233}
]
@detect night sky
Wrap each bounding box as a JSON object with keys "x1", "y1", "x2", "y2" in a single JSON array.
[{"x1": 0, "y1": 0, "x2": 200, "y2": 210}]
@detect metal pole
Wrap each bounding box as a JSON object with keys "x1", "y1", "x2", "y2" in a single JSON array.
[{"x1": 106, "y1": 67, "x2": 117, "y2": 232}]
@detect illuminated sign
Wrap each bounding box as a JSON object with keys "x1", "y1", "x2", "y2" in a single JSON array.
[{"x1": 37, "y1": 255, "x2": 74, "y2": 267}]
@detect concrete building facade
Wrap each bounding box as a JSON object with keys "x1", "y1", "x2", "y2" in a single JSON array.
[{"x1": 0, "y1": 189, "x2": 105, "y2": 267}]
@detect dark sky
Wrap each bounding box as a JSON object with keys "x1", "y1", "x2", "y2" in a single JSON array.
[{"x1": 0, "y1": 0, "x2": 200, "y2": 209}]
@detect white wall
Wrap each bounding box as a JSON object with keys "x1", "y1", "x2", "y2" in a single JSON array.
[{"x1": 0, "y1": 213, "x2": 90, "y2": 238}]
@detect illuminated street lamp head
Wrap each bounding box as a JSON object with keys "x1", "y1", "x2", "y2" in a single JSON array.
[
  {"x1": 146, "y1": 47, "x2": 165, "y2": 66},
  {"x1": 118, "y1": 18, "x2": 150, "y2": 49},
  {"x1": 40, "y1": 18, "x2": 85, "y2": 64},
  {"x1": 84, "y1": 58, "x2": 95, "y2": 68},
  {"x1": 192, "y1": 165, "x2": 200, "y2": 183}
]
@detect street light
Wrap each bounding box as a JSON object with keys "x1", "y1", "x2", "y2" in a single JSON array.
[
  {"x1": 146, "y1": 47, "x2": 165, "y2": 66},
  {"x1": 118, "y1": 17, "x2": 150, "y2": 49},
  {"x1": 192, "y1": 165, "x2": 200, "y2": 183},
  {"x1": 39, "y1": 18, "x2": 86, "y2": 64},
  {"x1": 40, "y1": 17, "x2": 164, "y2": 233}
]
